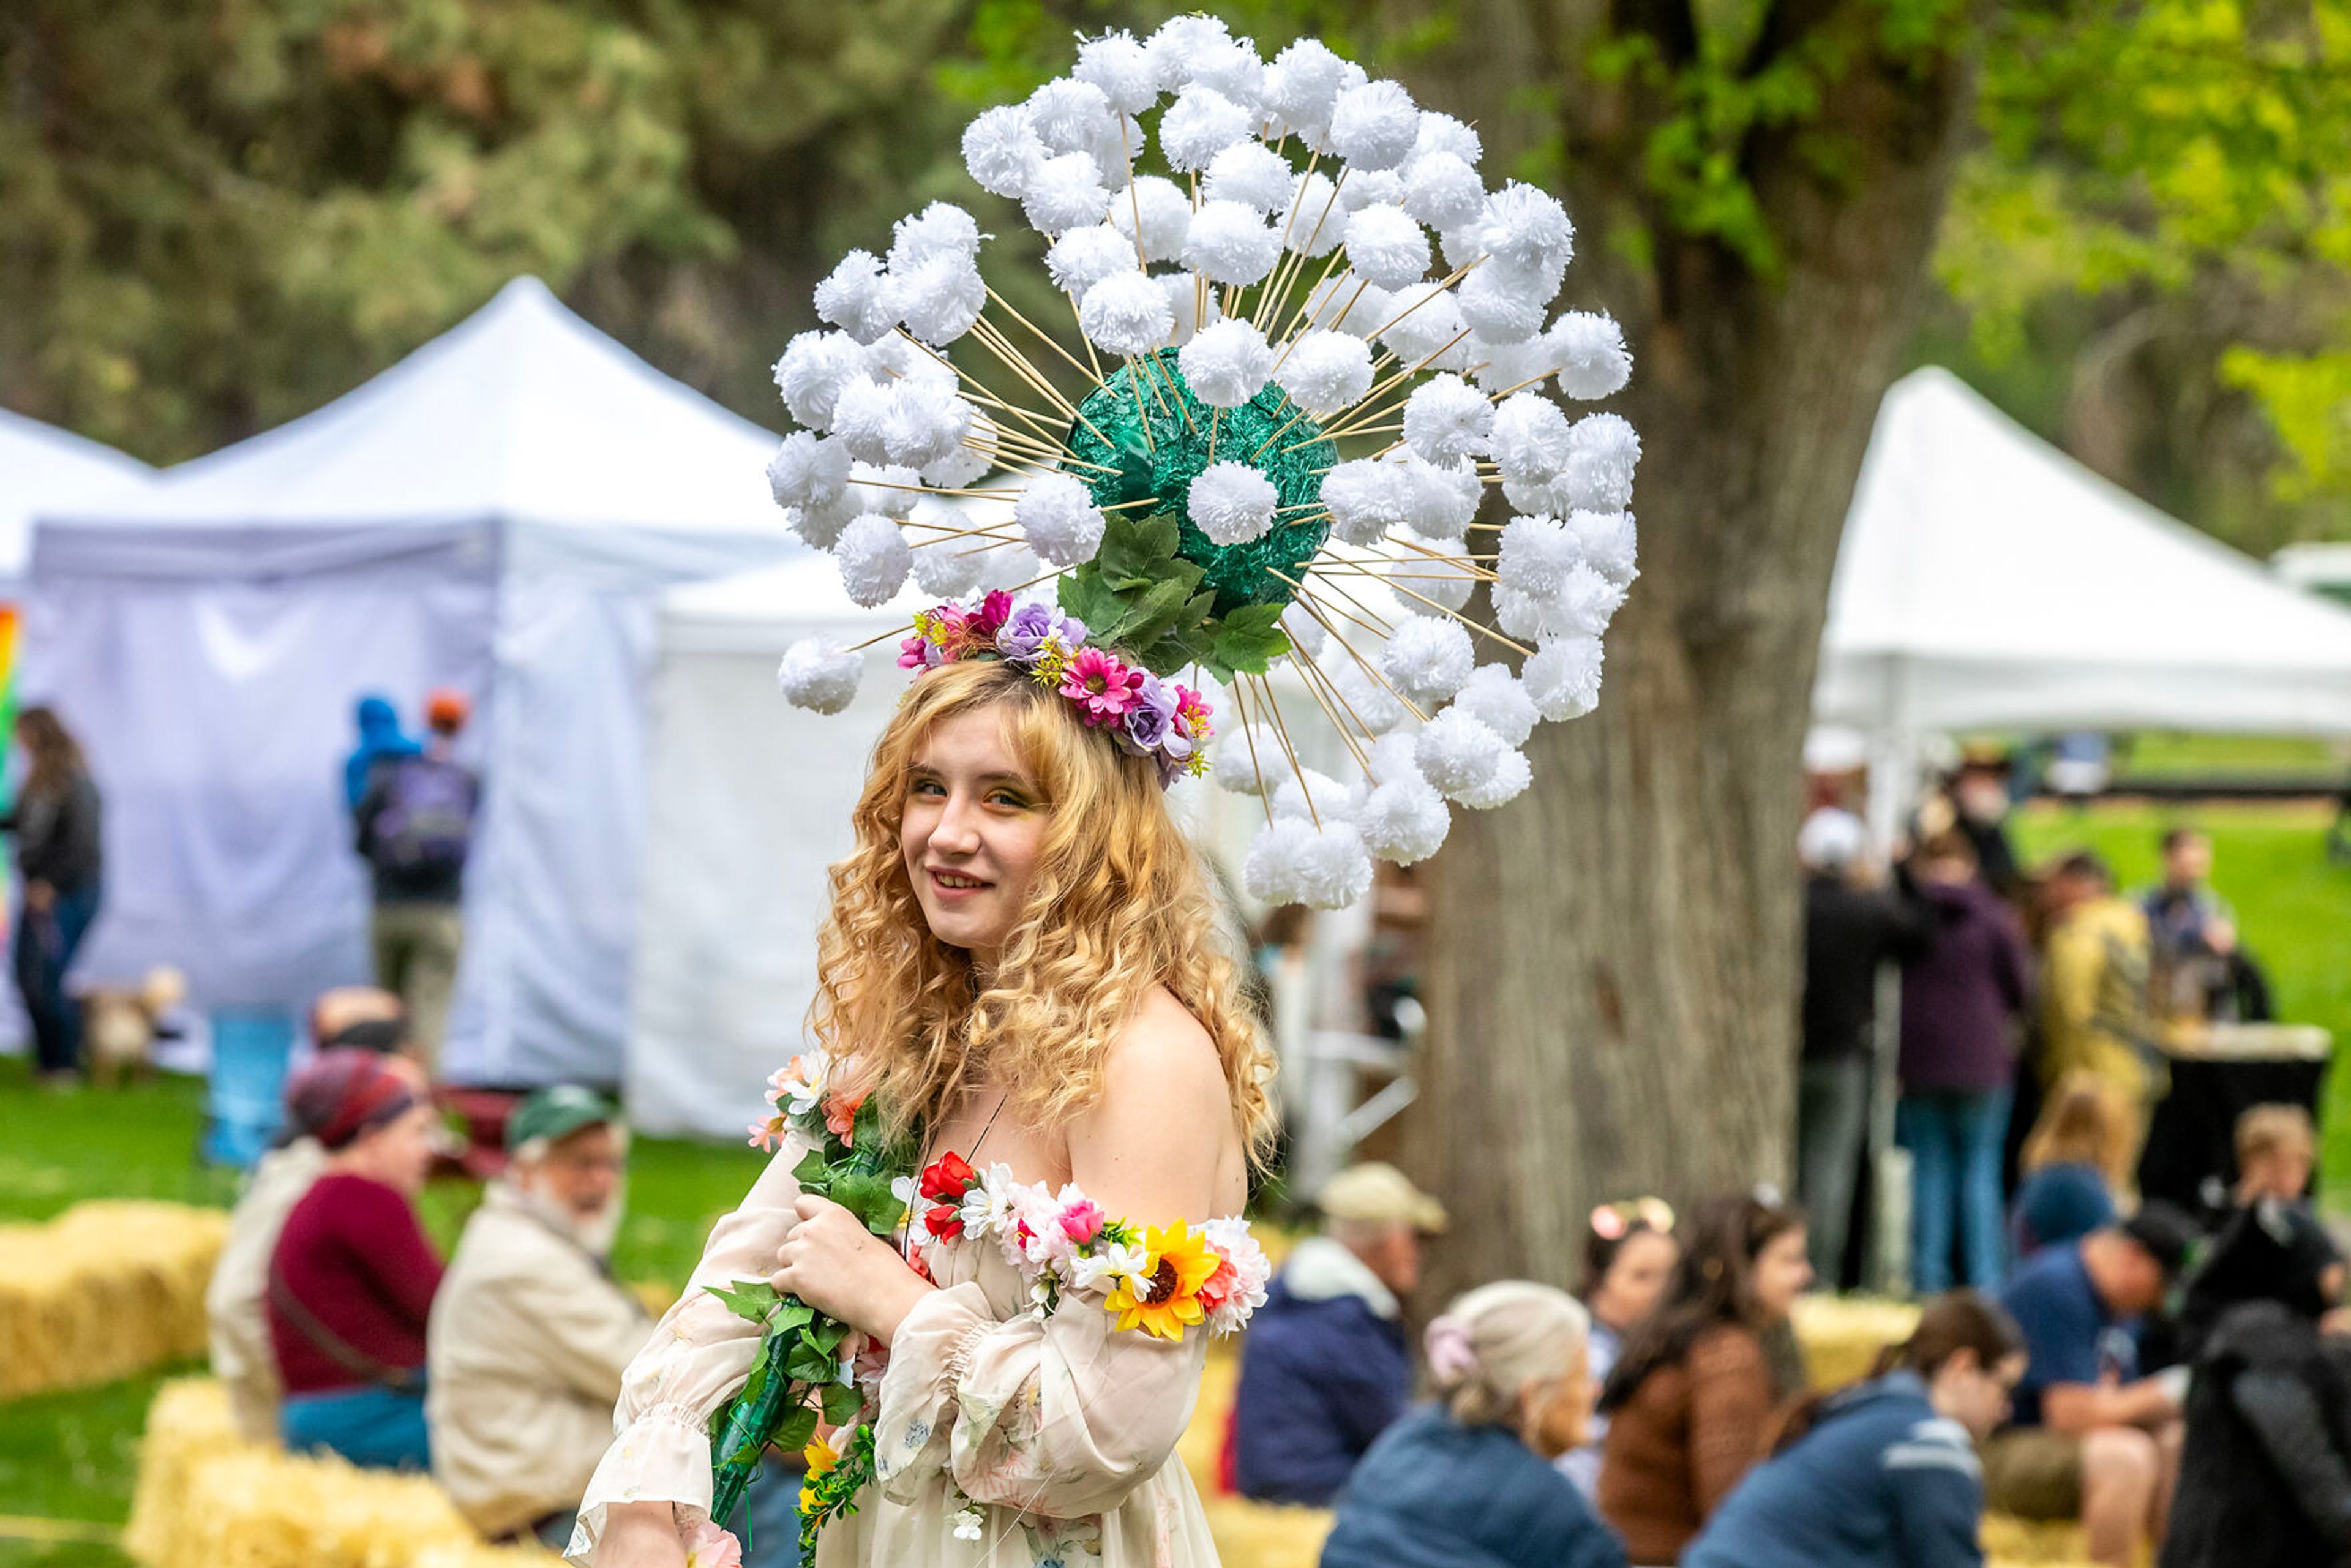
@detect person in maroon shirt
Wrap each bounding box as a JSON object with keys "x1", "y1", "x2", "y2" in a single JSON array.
[{"x1": 268, "y1": 1048, "x2": 444, "y2": 1467}]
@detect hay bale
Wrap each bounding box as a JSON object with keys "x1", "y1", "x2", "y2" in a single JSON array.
[
  {"x1": 1982, "y1": 1511, "x2": 2097, "y2": 1567},
  {"x1": 1790, "y1": 1294, "x2": 1921, "y2": 1390},
  {"x1": 0, "y1": 1199, "x2": 229, "y2": 1397},
  {"x1": 1204, "y1": 1498, "x2": 1332, "y2": 1568},
  {"x1": 126, "y1": 1378, "x2": 555, "y2": 1568}
]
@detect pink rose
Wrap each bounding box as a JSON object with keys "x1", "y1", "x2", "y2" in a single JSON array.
[
  {"x1": 682, "y1": 1521, "x2": 743, "y2": 1568},
  {"x1": 1059, "y1": 1198, "x2": 1106, "y2": 1245}
]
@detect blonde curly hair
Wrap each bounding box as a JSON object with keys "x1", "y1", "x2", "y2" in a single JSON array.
[{"x1": 814, "y1": 657, "x2": 1275, "y2": 1158}]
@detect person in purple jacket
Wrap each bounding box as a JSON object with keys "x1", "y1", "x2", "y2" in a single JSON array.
[{"x1": 1897, "y1": 831, "x2": 2032, "y2": 1292}]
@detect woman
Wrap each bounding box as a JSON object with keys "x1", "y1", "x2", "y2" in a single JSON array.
[
  {"x1": 1558, "y1": 1198, "x2": 1679, "y2": 1498},
  {"x1": 266, "y1": 1049, "x2": 444, "y2": 1467},
  {"x1": 579, "y1": 631, "x2": 1272, "y2": 1567},
  {"x1": 1895, "y1": 831, "x2": 2030, "y2": 1292},
  {"x1": 1596, "y1": 1192, "x2": 1812, "y2": 1566},
  {"x1": 1681, "y1": 1291, "x2": 2026, "y2": 1568},
  {"x1": 6, "y1": 707, "x2": 103, "y2": 1086},
  {"x1": 2009, "y1": 1073, "x2": 2132, "y2": 1262},
  {"x1": 1321, "y1": 1281, "x2": 1626, "y2": 1568}
]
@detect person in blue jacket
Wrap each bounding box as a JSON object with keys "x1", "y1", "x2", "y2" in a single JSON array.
[
  {"x1": 1683, "y1": 1291, "x2": 2027, "y2": 1568},
  {"x1": 345, "y1": 693, "x2": 421, "y2": 812},
  {"x1": 1321, "y1": 1280, "x2": 1626, "y2": 1568}
]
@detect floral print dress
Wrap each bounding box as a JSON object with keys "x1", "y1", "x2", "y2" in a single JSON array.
[{"x1": 568, "y1": 1129, "x2": 1265, "y2": 1567}]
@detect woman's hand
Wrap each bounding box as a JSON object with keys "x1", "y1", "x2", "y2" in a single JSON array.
[
  {"x1": 773, "y1": 1193, "x2": 934, "y2": 1345},
  {"x1": 591, "y1": 1501, "x2": 685, "y2": 1568}
]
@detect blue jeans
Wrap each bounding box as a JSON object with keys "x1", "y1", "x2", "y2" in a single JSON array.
[
  {"x1": 14, "y1": 883, "x2": 100, "y2": 1075},
  {"x1": 1897, "y1": 1087, "x2": 2013, "y2": 1292},
  {"x1": 280, "y1": 1384, "x2": 431, "y2": 1471}
]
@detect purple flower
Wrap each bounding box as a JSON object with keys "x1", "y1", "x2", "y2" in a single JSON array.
[
  {"x1": 1122, "y1": 674, "x2": 1180, "y2": 752},
  {"x1": 996, "y1": 602, "x2": 1088, "y2": 666}
]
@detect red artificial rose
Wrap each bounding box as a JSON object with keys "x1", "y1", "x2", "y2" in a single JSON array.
[
  {"x1": 918, "y1": 1152, "x2": 976, "y2": 1204},
  {"x1": 923, "y1": 1203, "x2": 965, "y2": 1241}
]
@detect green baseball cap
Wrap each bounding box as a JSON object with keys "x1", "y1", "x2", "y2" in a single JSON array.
[{"x1": 507, "y1": 1085, "x2": 622, "y2": 1153}]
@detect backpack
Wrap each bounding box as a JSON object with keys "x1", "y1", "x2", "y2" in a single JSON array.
[{"x1": 368, "y1": 756, "x2": 476, "y2": 879}]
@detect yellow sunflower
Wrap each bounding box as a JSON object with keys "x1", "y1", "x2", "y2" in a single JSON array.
[
  {"x1": 1103, "y1": 1221, "x2": 1221, "y2": 1341},
  {"x1": 798, "y1": 1434, "x2": 839, "y2": 1515}
]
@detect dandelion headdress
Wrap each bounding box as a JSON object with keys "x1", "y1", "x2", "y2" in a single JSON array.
[{"x1": 771, "y1": 17, "x2": 1640, "y2": 910}]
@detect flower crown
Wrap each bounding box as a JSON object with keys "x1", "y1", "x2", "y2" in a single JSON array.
[{"x1": 897, "y1": 590, "x2": 1213, "y2": 784}]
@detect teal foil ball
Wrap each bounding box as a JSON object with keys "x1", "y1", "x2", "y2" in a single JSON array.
[{"x1": 1063, "y1": 348, "x2": 1335, "y2": 615}]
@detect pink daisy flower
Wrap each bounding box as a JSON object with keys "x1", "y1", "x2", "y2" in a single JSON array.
[{"x1": 1058, "y1": 647, "x2": 1145, "y2": 725}]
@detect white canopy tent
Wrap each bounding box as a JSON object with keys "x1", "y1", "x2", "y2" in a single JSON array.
[
  {"x1": 26, "y1": 276, "x2": 792, "y2": 1085},
  {"x1": 0, "y1": 410, "x2": 151, "y2": 591},
  {"x1": 1817, "y1": 366, "x2": 2351, "y2": 835}
]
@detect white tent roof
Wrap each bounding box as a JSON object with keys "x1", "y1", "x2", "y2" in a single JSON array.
[
  {"x1": 0, "y1": 411, "x2": 149, "y2": 583},
  {"x1": 34, "y1": 276, "x2": 786, "y2": 584},
  {"x1": 1817, "y1": 366, "x2": 2351, "y2": 736}
]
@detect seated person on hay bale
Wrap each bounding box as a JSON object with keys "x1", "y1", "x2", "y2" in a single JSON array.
[{"x1": 428, "y1": 1086, "x2": 653, "y2": 1548}]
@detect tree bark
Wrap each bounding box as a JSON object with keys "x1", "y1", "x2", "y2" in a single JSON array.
[{"x1": 1398, "y1": 1, "x2": 1978, "y2": 1300}]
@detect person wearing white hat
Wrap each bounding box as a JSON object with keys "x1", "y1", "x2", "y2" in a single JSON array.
[{"x1": 1231, "y1": 1163, "x2": 1450, "y2": 1506}]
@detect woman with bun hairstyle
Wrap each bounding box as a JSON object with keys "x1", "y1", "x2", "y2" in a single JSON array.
[
  {"x1": 1321, "y1": 1281, "x2": 1626, "y2": 1568},
  {"x1": 1558, "y1": 1198, "x2": 1679, "y2": 1498},
  {"x1": 1595, "y1": 1191, "x2": 1813, "y2": 1565},
  {"x1": 1682, "y1": 1291, "x2": 2026, "y2": 1568}
]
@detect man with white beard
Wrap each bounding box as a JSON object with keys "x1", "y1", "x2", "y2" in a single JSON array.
[{"x1": 428, "y1": 1087, "x2": 653, "y2": 1545}]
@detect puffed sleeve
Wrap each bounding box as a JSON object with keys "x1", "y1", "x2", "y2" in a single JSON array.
[
  {"x1": 567, "y1": 1132, "x2": 814, "y2": 1561},
  {"x1": 869, "y1": 1280, "x2": 1209, "y2": 1518}
]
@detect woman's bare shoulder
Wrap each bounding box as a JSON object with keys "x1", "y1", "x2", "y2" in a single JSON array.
[{"x1": 1065, "y1": 985, "x2": 1232, "y2": 1216}]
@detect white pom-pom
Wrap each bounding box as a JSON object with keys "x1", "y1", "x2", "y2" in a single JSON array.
[
  {"x1": 1280, "y1": 610, "x2": 1328, "y2": 660},
  {"x1": 1412, "y1": 112, "x2": 1482, "y2": 167},
  {"x1": 964, "y1": 106, "x2": 1046, "y2": 197},
  {"x1": 1321, "y1": 457, "x2": 1408, "y2": 546},
  {"x1": 922, "y1": 435, "x2": 991, "y2": 490},
  {"x1": 1148, "y1": 14, "x2": 1234, "y2": 91},
  {"x1": 1501, "y1": 471, "x2": 1573, "y2": 519},
  {"x1": 1026, "y1": 78, "x2": 1115, "y2": 156},
  {"x1": 1457, "y1": 261, "x2": 1553, "y2": 344},
  {"x1": 973, "y1": 540, "x2": 1044, "y2": 593},
  {"x1": 834, "y1": 514, "x2": 912, "y2": 607},
  {"x1": 1273, "y1": 768, "x2": 1354, "y2": 824},
  {"x1": 1452, "y1": 663, "x2": 1537, "y2": 746},
  {"x1": 1402, "y1": 373, "x2": 1494, "y2": 465},
  {"x1": 1524, "y1": 632, "x2": 1605, "y2": 720},
  {"x1": 1358, "y1": 777, "x2": 1451, "y2": 865},
  {"x1": 1302, "y1": 272, "x2": 1393, "y2": 335},
  {"x1": 1390, "y1": 547, "x2": 1476, "y2": 613},
  {"x1": 1109, "y1": 176, "x2": 1193, "y2": 260},
  {"x1": 1562, "y1": 413, "x2": 1641, "y2": 512},
  {"x1": 844, "y1": 461, "x2": 921, "y2": 520},
  {"x1": 830, "y1": 378, "x2": 896, "y2": 465},
  {"x1": 776, "y1": 637, "x2": 864, "y2": 715},
  {"x1": 773, "y1": 331, "x2": 873, "y2": 431},
  {"x1": 1494, "y1": 564, "x2": 1624, "y2": 639},
  {"x1": 1283, "y1": 173, "x2": 1348, "y2": 257},
  {"x1": 1178, "y1": 318, "x2": 1274, "y2": 408},
  {"x1": 1155, "y1": 270, "x2": 1220, "y2": 347},
  {"x1": 1329, "y1": 79, "x2": 1420, "y2": 170},
  {"x1": 1160, "y1": 86, "x2": 1251, "y2": 172},
  {"x1": 880, "y1": 381, "x2": 975, "y2": 473},
  {"x1": 1297, "y1": 820, "x2": 1374, "y2": 908},
  {"x1": 1074, "y1": 30, "x2": 1158, "y2": 115},
  {"x1": 1479, "y1": 182, "x2": 1575, "y2": 274},
  {"x1": 1402, "y1": 151, "x2": 1486, "y2": 231},
  {"x1": 766, "y1": 432, "x2": 852, "y2": 511},
  {"x1": 1183, "y1": 199, "x2": 1281, "y2": 285},
  {"x1": 887, "y1": 202, "x2": 983, "y2": 271},
  {"x1": 1021, "y1": 152, "x2": 1111, "y2": 236},
  {"x1": 1212, "y1": 723, "x2": 1283, "y2": 795},
  {"x1": 1379, "y1": 616, "x2": 1475, "y2": 705},
  {"x1": 1187, "y1": 462, "x2": 1279, "y2": 546},
  {"x1": 910, "y1": 536, "x2": 984, "y2": 598},
  {"x1": 1242, "y1": 816, "x2": 1311, "y2": 902},
  {"x1": 786, "y1": 496, "x2": 856, "y2": 551},
  {"x1": 1550, "y1": 311, "x2": 1633, "y2": 400},
  {"x1": 1393, "y1": 453, "x2": 1481, "y2": 539},
  {"x1": 1473, "y1": 332, "x2": 1566, "y2": 396},
  {"x1": 1338, "y1": 168, "x2": 1408, "y2": 212},
  {"x1": 1331, "y1": 661, "x2": 1406, "y2": 734},
  {"x1": 1048, "y1": 225, "x2": 1140, "y2": 295},
  {"x1": 1279, "y1": 331, "x2": 1374, "y2": 416},
  {"x1": 1490, "y1": 392, "x2": 1573, "y2": 484},
  {"x1": 814, "y1": 250, "x2": 900, "y2": 345},
  {"x1": 1079, "y1": 271, "x2": 1174, "y2": 357},
  {"x1": 1343, "y1": 204, "x2": 1432, "y2": 290},
  {"x1": 1265, "y1": 37, "x2": 1351, "y2": 132},
  {"x1": 1568, "y1": 509, "x2": 1638, "y2": 588},
  {"x1": 1415, "y1": 707, "x2": 1507, "y2": 800},
  {"x1": 1191, "y1": 34, "x2": 1267, "y2": 110},
  {"x1": 1453, "y1": 746, "x2": 1532, "y2": 809},
  {"x1": 894, "y1": 255, "x2": 985, "y2": 345},
  {"x1": 1016, "y1": 473, "x2": 1108, "y2": 566},
  {"x1": 1497, "y1": 514, "x2": 1583, "y2": 599},
  {"x1": 865, "y1": 331, "x2": 953, "y2": 389},
  {"x1": 1377, "y1": 283, "x2": 1469, "y2": 367},
  {"x1": 1203, "y1": 143, "x2": 1294, "y2": 214}
]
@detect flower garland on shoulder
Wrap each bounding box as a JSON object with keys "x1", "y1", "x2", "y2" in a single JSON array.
[{"x1": 899, "y1": 589, "x2": 1213, "y2": 784}]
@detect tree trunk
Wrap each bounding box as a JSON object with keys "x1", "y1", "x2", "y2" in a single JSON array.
[{"x1": 1399, "y1": 2, "x2": 1978, "y2": 1300}]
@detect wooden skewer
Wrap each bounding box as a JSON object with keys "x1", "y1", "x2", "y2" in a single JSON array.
[
  {"x1": 1247, "y1": 672, "x2": 1321, "y2": 830},
  {"x1": 1227, "y1": 680, "x2": 1277, "y2": 829}
]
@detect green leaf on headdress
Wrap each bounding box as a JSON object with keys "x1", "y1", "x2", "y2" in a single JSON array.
[
  {"x1": 1205, "y1": 603, "x2": 1292, "y2": 678},
  {"x1": 821, "y1": 1379, "x2": 866, "y2": 1426},
  {"x1": 1057, "y1": 565, "x2": 1130, "y2": 633},
  {"x1": 1097, "y1": 509, "x2": 1182, "y2": 589}
]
